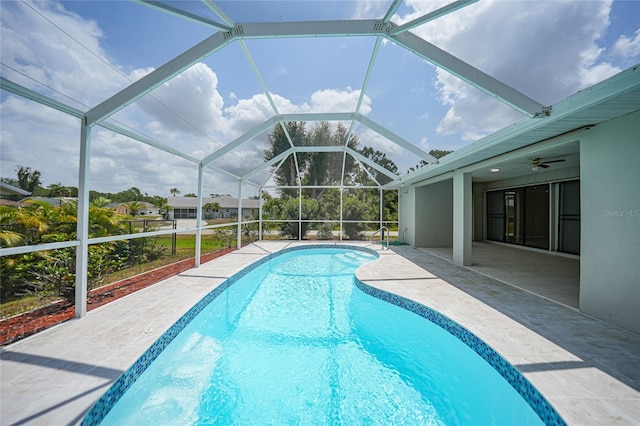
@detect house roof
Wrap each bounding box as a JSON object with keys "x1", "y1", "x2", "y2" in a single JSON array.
[
  {"x1": 167, "y1": 196, "x2": 260, "y2": 209},
  {"x1": 0, "y1": 182, "x2": 30, "y2": 197},
  {"x1": 107, "y1": 202, "x2": 158, "y2": 209}
]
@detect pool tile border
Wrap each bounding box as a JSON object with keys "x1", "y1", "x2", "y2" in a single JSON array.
[
  {"x1": 82, "y1": 244, "x2": 563, "y2": 425},
  {"x1": 354, "y1": 279, "x2": 566, "y2": 426}
]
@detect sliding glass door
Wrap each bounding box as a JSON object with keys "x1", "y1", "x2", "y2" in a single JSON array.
[
  {"x1": 558, "y1": 180, "x2": 580, "y2": 254},
  {"x1": 487, "y1": 184, "x2": 549, "y2": 250}
]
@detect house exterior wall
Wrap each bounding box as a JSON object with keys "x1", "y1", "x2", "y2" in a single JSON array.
[
  {"x1": 580, "y1": 110, "x2": 640, "y2": 334},
  {"x1": 415, "y1": 179, "x2": 453, "y2": 247},
  {"x1": 398, "y1": 186, "x2": 416, "y2": 246}
]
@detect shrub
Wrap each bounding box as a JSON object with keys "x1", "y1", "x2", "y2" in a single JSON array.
[{"x1": 316, "y1": 223, "x2": 334, "y2": 240}]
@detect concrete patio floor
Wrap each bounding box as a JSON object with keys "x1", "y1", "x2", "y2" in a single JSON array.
[
  {"x1": 420, "y1": 241, "x2": 581, "y2": 309},
  {"x1": 1, "y1": 241, "x2": 638, "y2": 425}
]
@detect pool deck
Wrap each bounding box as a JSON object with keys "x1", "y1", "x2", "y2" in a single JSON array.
[{"x1": 1, "y1": 241, "x2": 639, "y2": 425}]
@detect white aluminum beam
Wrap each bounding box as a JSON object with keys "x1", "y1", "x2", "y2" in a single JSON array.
[
  {"x1": 1, "y1": 77, "x2": 84, "y2": 118},
  {"x1": 266, "y1": 185, "x2": 380, "y2": 190},
  {"x1": 294, "y1": 146, "x2": 345, "y2": 153},
  {"x1": 0, "y1": 240, "x2": 79, "y2": 257},
  {"x1": 75, "y1": 122, "x2": 91, "y2": 318},
  {"x1": 242, "y1": 149, "x2": 292, "y2": 181},
  {"x1": 279, "y1": 112, "x2": 354, "y2": 122},
  {"x1": 195, "y1": 163, "x2": 204, "y2": 267},
  {"x1": 356, "y1": 114, "x2": 437, "y2": 163},
  {"x1": 240, "y1": 41, "x2": 281, "y2": 116},
  {"x1": 346, "y1": 148, "x2": 399, "y2": 180},
  {"x1": 382, "y1": 0, "x2": 403, "y2": 24},
  {"x1": 354, "y1": 37, "x2": 382, "y2": 118},
  {"x1": 85, "y1": 30, "x2": 232, "y2": 125},
  {"x1": 389, "y1": 1, "x2": 479, "y2": 35},
  {"x1": 387, "y1": 31, "x2": 545, "y2": 117},
  {"x1": 202, "y1": 0, "x2": 234, "y2": 26},
  {"x1": 99, "y1": 121, "x2": 200, "y2": 164},
  {"x1": 236, "y1": 20, "x2": 380, "y2": 39},
  {"x1": 134, "y1": 0, "x2": 231, "y2": 31},
  {"x1": 237, "y1": 180, "x2": 243, "y2": 248},
  {"x1": 202, "y1": 116, "x2": 276, "y2": 165}
]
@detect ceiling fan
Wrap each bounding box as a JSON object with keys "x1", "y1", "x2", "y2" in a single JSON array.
[{"x1": 531, "y1": 157, "x2": 565, "y2": 171}]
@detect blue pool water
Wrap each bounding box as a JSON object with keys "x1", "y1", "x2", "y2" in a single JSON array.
[{"x1": 87, "y1": 247, "x2": 559, "y2": 425}]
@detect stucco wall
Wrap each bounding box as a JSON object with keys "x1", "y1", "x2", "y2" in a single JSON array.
[
  {"x1": 580, "y1": 110, "x2": 640, "y2": 334},
  {"x1": 398, "y1": 186, "x2": 416, "y2": 246},
  {"x1": 415, "y1": 179, "x2": 453, "y2": 247}
]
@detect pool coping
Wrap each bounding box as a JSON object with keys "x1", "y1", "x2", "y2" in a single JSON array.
[{"x1": 81, "y1": 244, "x2": 562, "y2": 426}]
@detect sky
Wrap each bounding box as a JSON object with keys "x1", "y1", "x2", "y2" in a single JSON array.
[{"x1": 1, "y1": 0, "x2": 639, "y2": 198}]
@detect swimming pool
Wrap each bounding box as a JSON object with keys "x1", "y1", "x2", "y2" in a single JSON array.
[{"x1": 83, "y1": 245, "x2": 563, "y2": 425}]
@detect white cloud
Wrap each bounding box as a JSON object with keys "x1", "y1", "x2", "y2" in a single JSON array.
[
  {"x1": 135, "y1": 63, "x2": 225, "y2": 136},
  {"x1": 306, "y1": 88, "x2": 372, "y2": 115},
  {"x1": 419, "y1": 137, "x2": 430, "y2": 151},
  {"x1": 356, "y1": 127, "x2": 402, "y2": 156},
  {"x1": 611, "y1": 29, "x2": 640, "y2": 59},
  {"x1": 397, "y1": 0, "x2": 620, "y2": 141},
  {"x1": 0, "y1": 1, "x2": 128, "y2": 107},
  {"x1": 351, "y1": 1, "x2": 390, "y2": 20}
]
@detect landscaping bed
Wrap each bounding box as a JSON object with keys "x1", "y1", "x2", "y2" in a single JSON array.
[{"x1": 0, "y1": 247, "x2": 235, "y2": 347}]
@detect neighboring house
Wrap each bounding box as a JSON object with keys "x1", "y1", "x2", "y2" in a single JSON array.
[
  {"x1": 167, "y1": 195, "x2": 260, "y2": 219},
  {"x1": 108, "y1": 202, "x2": 160, "y2": 216}
]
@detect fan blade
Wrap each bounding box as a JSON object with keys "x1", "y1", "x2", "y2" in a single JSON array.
[
  {"x1": 542, "y1": 159, "x2": 566, "y2": 164},
  {"x1": 539, "y1": 164, "x2": 550, "y2": 169}
]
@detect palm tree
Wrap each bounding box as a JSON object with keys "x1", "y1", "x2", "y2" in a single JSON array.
[
  {"x1": 159, "y1": 203, "x2": 173, "y2": 220},
  {"x1": 203, "y1": 202, "x2": 221, "y2": 219},
  {"x1": 170, "y1": 187, "x2": 180, "y2": 197},
  {"x1": 89, "y1": 205, "x2": 127, "y2": 238},
  {"x1": 127, "y1": 201, "x2": 142, "y2": 216},
  {"x1": 91, "y1": 196, "x2": 112, "y2": 208},
  {"x1": 0, "y1": 208, "x2": 25, "y2": 247}
]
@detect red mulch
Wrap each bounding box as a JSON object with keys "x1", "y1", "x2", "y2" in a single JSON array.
[{"x1": 0, "y1": 247, "x2": 236, "y2": 346}]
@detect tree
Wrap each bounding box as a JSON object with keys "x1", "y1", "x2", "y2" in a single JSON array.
[
  {"x1": 184, "y1": 193, "x2": 197, "y2": 197},
  {"x1": 91, "y1": 196, "x2": 112, "y2": 208},
  {"x1": 302, "y1": 122, "x2": 359, "y2": 198},
  {"x1": 408, "y1": 150, "x2": 454, "y2": 173},
  {"x1": 158, "y1": 203, "x2": 173, "y2": 220},
  {"x1": 170, "y1": 188, "x2": 180, "y2": 197},
  {"x1": 15, "y1": 165, "x2": 41, "y2": 193},
  {"x1": 358, "y1": 147, "x2": 398, "y2": 185},
  {"x1": 203, "y1": 202, "x2": 221, "y2": 219},
  {"x1": 263, "y1": 124, "x2": 401, "y2": 236},
  {"x1": 264, "y1": 122, "x2": 307, "y2": 197},
  {"x1": 127, "y1": 201, "x2": 142, "y2": 216}
]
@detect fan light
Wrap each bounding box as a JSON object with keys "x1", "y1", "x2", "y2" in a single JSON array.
[{"x1": 490, "y1": 168, "x2": 500, "y2": 172}]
